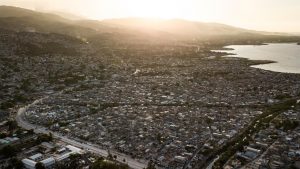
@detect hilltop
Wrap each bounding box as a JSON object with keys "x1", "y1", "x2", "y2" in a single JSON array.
[
  {"x1": 103, "y1": 18, "x2": 257, "y2": 37},
  {"x1": 1, "y1": 6, "x2": 299, "y2": 43}
]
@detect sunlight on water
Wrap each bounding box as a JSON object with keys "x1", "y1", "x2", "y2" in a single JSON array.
[{"x1": 215, "y1": 43, "x2": 300, "y2": 74}]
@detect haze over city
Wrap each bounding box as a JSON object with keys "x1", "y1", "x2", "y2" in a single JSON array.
[{"x1": 1, "y1": 0, "x2": 300, "y2": 32}]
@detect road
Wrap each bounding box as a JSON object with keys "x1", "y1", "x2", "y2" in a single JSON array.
[{"x1": 15, "y1": 97, "x2": 147, "y2": 169}]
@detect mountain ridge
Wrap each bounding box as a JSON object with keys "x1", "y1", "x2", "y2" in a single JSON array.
[{"x1": 0, "y1": 6, "x2": 296, "y2": 42}]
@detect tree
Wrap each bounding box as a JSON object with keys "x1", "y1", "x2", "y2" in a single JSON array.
[
  {"x1": 67, "y1": 154, "x2": 82, "y2": 169},
  {"x1": 8, "y1": 158, "x2": 24, "y2": 169},
  {"x1": 146, "y1": 160, "x2": 156, "y2": 169},
  {"x1": 0, "y1": 132, "x2": 7, "y2": 139},
  {"x1": 35, "y1": 162, "x2": 46, "y2": 169},
  {"x1": 204, "y1": 116, "x2": 213, "y2": 140},
  {"x1": 107, "y1": 153, "x2": 114, "y2": 160},
  {"x1": 113, "y1": 155, "x2": 117, "y2": 160},
  {"x1": 0, "y1": 145, "x2": 17, "y2": 157},
  {"x1": 91, "y1": 157, "x2": 129, "y2": 169},
  {"x1": 91, "y1": 158, "x2": 114, "y2": 169},
  {"x1": 119, "y1": 164, "x2": 129, "y2": 169},
  {"x1": 7, "y1": 120, "x2": 18, "y2": 132},
  {"x1": 36, "y1": 133, "x2": 53, "y2": 144}
]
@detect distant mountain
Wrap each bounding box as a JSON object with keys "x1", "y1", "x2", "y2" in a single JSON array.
[
  {"x1": 46, "y1": 11, "x2": 86, "y2": 20},
  {"x1": 0, "y1": 6, "x2": 298, "y2": 43},
  {"x1": 0, "y1": 6, "x2": 68, "y2": 23},
  {"x1": 291, "y1": 32, "x2": 300, "y2": 36},
  {"x1": 103, "y1": 18, "x2": 265, "y2": 38},
  {"x1": 0, "y1": 6, "x2": 117, "y2": 38},
  {"x1": 0, "y1": 6, "x2": 176, "y2": 41}
]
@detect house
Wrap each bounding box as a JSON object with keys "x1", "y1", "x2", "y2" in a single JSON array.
[
  {"x1": 29, "y1": 153, "x2": 43, "y2": 161},
  {"x1": 174, "y1": 156, "x2": 186, "y2": 163},
  {"x1": 40, "y1": 157, "x2": 55, "y2": 168},
  {"x1": 22, "y1": 159, "x2": 36, "y2": 169}
]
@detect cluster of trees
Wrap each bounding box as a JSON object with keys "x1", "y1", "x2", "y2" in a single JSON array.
[
  {"x1": 91, "y1": 157, "x2": 129, "y2": 169},
  {"x1": 274, "y1": 94, "x2": 292, "y2": 100},
  {"x1": 0, "y1": 145, "x2": 18, "y2": 157},
  {"x1": 36, "y1": 133, "x2": 53, "y2": 144},
  {"x1": 274, "y1": 119, "x2": 299, "y2": 131},
  {"x1": 0, "y1": 120, "x2": 18, "y2": 138},
  {"x1": 0, "y1": 93, "x2": 28, "y2": 110},
  {"x1": 146, "y1": 160, "x2": 156, "y2": 169},
  {"x1": 2, "y1": 158, "x2": 24, "y2": 169},
  {"x1": 51, "y1": 154, "x2": 82, "y2": 169},
  {"x1": 35, "y1": 162, "x2": 46, "y2": 169},
  {"x1": 7, "y1": 120, "x2": 18, "y2": 131}
]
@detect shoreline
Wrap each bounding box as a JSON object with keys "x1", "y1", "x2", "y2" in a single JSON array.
[{"x1": 211, "y1": 43, "x2": 300, "y2": 75}]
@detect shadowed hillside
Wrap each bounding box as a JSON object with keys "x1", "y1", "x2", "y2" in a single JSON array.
[{"x1": 0, "y1": 6, "x2": 299, "y2": 43}]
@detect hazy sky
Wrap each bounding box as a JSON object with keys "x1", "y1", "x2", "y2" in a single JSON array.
[{"x1": 1, "y1": 0, "x2": 300, "y2": 32}]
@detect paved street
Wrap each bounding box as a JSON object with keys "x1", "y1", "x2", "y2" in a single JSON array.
[{"x1": 16, "y1": 97, "x2": 147, "y2": 169}]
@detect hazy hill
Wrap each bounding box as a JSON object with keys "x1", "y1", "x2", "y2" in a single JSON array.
[
  {"x1": 46, "y1": 11, "x2": 86, "y2": 20},
  {"x1": 0, "y1": 6, "x2": 298, "y2": 43},
  {"x1": 103, "y1": 18, "x2": 256, "y2": 37},
  {"x1": 0, "y1": 6, "x2": 70, "y2": 23},
  {"x1": 0, "y1": 6, "x2": 118, "y2": 38}
]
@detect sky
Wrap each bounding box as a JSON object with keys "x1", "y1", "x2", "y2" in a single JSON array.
[{"x1": 1, "y1": 0, "x2": 300, "y2": 33}]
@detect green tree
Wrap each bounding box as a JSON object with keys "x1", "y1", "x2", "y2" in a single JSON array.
[
  {"x1": 7, "y1": 120, "x2": 18, "y2": 132},
  {"x1": 146, "y1": 160, "x2": 156, "y2": 169},
  {"x1": 36, "y1": 133, "x2": 53, "y2": 144},
  {"x1": 35, "y1": 162, "x2": 46, "y2": 169},
  {"x1": 0, "y1": 145, "x2": 17, "y2": 157},
  {"x1": 68, "y1": 154, "x2": 82, "y2": 169},
  {"x1": 113, "y1": 155, "x2": 117, "y2": 160},
  {"x1": 91, "y1": 157, "x2": 129, "y2": 169},
  {"x1": 8, "y1": 158, "x2": 24, "y2": 169},
  {"x1": 0, "y1": 132, "x2": 7, "y2": 139}
]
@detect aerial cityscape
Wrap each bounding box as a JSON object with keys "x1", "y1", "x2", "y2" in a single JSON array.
[{"x1": 0, "y1": 0, "x2": 300, "y2": 169}]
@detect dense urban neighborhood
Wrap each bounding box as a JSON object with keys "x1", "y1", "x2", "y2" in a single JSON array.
[{"x1": 1, "y1": 5, "x2": 300, "y2": 169}]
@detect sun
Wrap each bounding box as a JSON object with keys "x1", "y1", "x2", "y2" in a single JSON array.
[{"x1": 125, "y1": 0, "x2": 187, "y2": 19}]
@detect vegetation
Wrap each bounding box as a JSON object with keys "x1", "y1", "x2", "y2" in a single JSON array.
[
  {"x1": 0, "y1": 94, "x2": 28, "y2": 110},
  {"x1": 0, "y1": 132, "x2": 7, "y2": 139},
  {"x1": 4, "y1": 158, "x2": 24, "y2": 169},
  {"x1": 91, "y1": 157, "x2": 129, "y2": 169},
  {"x1": 146, "y1": 160, "x2": 157, "y2": 169},
  {"x1": 274, "y1": 119, "x2": 299, "y2": 131},
  {"x1": 7, "y1": 120, "x2": 18, "y2": 132},
  {"x1": 55, "y1": 154, "x2": 83, "y2": 169},
  {"x1": 35, "y1": 162, "x2": 46, "y2": 169},
  {"x1": 211, "y1": 99, "x2": 297, "y2": 169},
  {"x1": 0, "y1": 145, "x2": 18, "y2": 157},
  {"x1": 274, "y1": 94, "x2": 291, "y2": 100},
  {"x1": 36, "y1": 133, "x2": 53, "y2": 144},
  {"x1": 0, "y1": 100, "x2": 15, "y2": 110}
]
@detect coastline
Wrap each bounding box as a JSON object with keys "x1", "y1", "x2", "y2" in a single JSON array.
[{"x1": 211, "y1": 43, "x2": 300, "y2": 75}]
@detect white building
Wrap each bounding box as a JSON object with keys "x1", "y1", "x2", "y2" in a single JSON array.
[
  {"x1": 22, "y1": 159, "x2": 36, "y2": 169},
  {"x1": 41, "y1": 157, "x2": 55, "y2": 168},
  {"x1": 22, "y1": 145, "x2": 83, "y2": 169}
]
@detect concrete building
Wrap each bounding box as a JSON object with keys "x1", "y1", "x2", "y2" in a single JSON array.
[{"x1": 22, "y1": 145, "x2": 83, "y2": 169}]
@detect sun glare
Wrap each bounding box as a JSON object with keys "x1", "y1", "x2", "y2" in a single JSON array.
[{"x1": 125, "y1": 0, "x2": 188, "y2": 19}]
